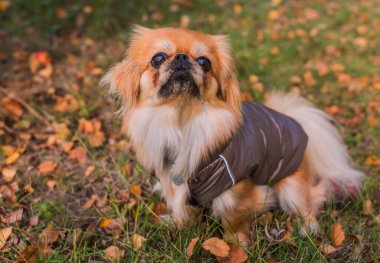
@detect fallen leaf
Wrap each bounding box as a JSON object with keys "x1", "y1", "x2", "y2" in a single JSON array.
[
  {"x1": 321, "y1": 244, "x2": 338, "y2": 255},
  {"x1": 38, "y1": 161, "x2": 58, "y2": 175},
  {"x1": 6, "y1": 152, "x2": 20, "y2": 165},
  {"x1": 363, "y1": 199, "x2": 374, "y2": 215},
  {"x1": 30, "y1": 215, "x2": 39, "y2": 226},
  {"x1": 1, "y1": 167, "x2": 17, "y2": 182},
  {"x1": 268, "y1": 10, "x2": 280, "y2": 20},
  {"x1": 104, "y1": 246, "x2": 125, "y2": 260},
  {"x1": 348, "y1": 234, "x2": 363, "y2": 243},
  {"x1": 1, "y1": 208, "x2": 23, "y2": 224},
  {"x1": 0, "y1": 227, "x2": 12, "y2": 250},
  {"x1": 304, "y1": 8, "x2": 320, "y2": 20},
  {"x1": 303, "y1": 71, "x2": 316, "y2": 86},
  {"x1": 234, "y1": 4, "x2": 242, "y2": 14},
  {"x1": 132, "y1": 233, "x2": 146, "y2": 251},
  {"x1": 330, "y1": 223, "x2": 345, "y2": 247},
  {"x1": 202, "y1": 237, "x2": 230, "y2": 258},
  {"x1": 69, "y1": 146, "x2": 87, "y2": 164},
  {"x1": 85, "y1": 165, "x2": 95, "y2": 177},
  {"x1": 375, "y1": 214, "x2": 380, "y2": 224},
  {"x1": 82, "y1": 194, "x2": 98, "y2": 210},
  {"x1": 130, "y1": 184, "x2": 142, "y2": 197},
  {"x1": 228, "y1": 245, "x2": 249, "y2": 263},
  {"x1": 186, "y1": 237, "x2": 200, "y2": 257},
  {"x1": 39, "y1": 225, "x2": 60, "y2": 245},
  {"x1": 99, "y1": 218, "x2": 113, "y2": 228},
  {"x1": 365, "y1": 156, "x2": 380, "y2": 166}
]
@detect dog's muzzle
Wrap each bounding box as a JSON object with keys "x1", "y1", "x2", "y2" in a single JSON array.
[{"x1": 159, "y1": 54, "x2": 200, "y2": 98}]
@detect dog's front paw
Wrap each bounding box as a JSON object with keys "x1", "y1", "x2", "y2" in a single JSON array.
[
  {"x1": 159, "y1": 214, "x2": 187, "y2": 228},
  {"x1": 298, "y1": 217, "x2": 319, "y2": 237}
]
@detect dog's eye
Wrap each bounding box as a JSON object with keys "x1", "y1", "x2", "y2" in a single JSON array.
[
  {"x1": 151, "y1": 53, "x2": 167, "y2": 68},
  {"x1": 197, "y1": 57, "x2": 211, "y2": 72}
]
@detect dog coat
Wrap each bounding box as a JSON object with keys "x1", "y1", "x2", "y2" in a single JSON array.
[{"x1": 187, "y1": 102, "x2": 308, "y2": 207}]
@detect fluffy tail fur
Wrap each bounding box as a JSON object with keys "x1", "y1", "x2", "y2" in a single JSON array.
[{"x1": 265, "y1": 92, "x2": 365, "y2": 198}]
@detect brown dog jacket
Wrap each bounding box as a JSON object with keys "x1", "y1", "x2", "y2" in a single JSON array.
[{"x1": 187, "y1": 102, "x2": 308, "y2": 207}]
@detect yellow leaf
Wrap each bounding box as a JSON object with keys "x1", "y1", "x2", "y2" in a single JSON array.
[
  {"x1": 202, "y1": 237, "x2": 230, "y2": 258},
  {"x1": 132, "y1": 234, "x2": 146, "y2": 251},
  {"x1": 0, "y1": 227, "x2": 12, "y2": 250},
  {"x1": 187, "y1": 237, "x2": 200, "y2": 257},
  {"x1": 330, "y1": 223, "x2": 345, "y2": 247}
]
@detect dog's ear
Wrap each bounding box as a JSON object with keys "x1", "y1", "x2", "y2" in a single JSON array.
[
  {"x1": 213, "y1": 35, "x2": 241, "y2": 114},
  {"x1": 101, "y1": 26, "x2": 152, "y2": 114},
  {"x1": 101, "y1": 58, "x2": 140, "y2": 115}
]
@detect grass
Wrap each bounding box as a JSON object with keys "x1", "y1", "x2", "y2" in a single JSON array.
[{"x1": 0, "y1": 0, "x2": 379, "y2": 262}]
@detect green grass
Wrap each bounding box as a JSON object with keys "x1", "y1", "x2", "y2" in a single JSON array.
[{"x1": 1, "y1": 0, "x2": 379, "y2": 262}]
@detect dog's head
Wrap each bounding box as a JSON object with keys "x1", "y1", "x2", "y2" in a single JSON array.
[{"x1": 101, "y1": 26, "x2": 241, "y2": 116}]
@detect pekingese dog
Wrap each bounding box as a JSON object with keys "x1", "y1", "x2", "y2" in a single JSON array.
[{"x1": 101, "y1": 26, "x2": 364, "y2": 245}]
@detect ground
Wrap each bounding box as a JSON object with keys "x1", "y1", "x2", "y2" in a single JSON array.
[{"x1": 0, "y1": 0, "x2": 379, "y2": 262}]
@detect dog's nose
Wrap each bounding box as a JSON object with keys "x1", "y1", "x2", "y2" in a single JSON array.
[
  {"x1": 172, "y1": 53, "x2": 191, "y2": 70},
  {"x1": 174, "y1": 53, "x2": 189, "y2": 62}
]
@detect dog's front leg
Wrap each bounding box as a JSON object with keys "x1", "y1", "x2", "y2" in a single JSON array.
[{"x1": 157, "y1": 178, "x2": 190, "y2": 227}]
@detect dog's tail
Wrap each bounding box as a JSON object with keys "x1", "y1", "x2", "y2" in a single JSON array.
[{"x1": 265, "y1": 92, "x2": 365, "y2": 198}]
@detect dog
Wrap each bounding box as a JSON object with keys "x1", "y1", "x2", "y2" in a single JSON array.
[{"x1": 101, "y1": 26, "x2": 364, "y2": 245}]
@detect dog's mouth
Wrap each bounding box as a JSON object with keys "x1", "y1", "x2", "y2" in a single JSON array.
[{"x1": 159, "y1": 70, "x2": 200, "y2": 98}]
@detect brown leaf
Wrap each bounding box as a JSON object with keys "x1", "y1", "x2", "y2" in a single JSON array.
[
  {"x1": 69, "y1": 146, "x2": 87, "y2": 164},
  {"x1": 1, "y1": 167, "x2": 17, "y2": 182},
  {"x1": 38, "y1": 161, "x2": 58, "y2": 175},
  {"x1": 39, "y1": 225, "x2": 60, "y2": 245},
  {"x1": 321, "y1": 244, "x2": 338, "y2": 255},
  {"x1": 1, "y1": 98, "x2": 24, "y2": 118},
  {"x1": 150, "y1": 202, "x2": 168, "y2": 225},
  {"x1": 104, "y1": 245, "x2": 125, "y2": 260},
  {"x1": 303, "y1": 71, "x2": 316, "y2": 86},
  {"x1": 330, "y1": 223, "x2": 345, "y2": 247},
  {"x1": 348, "y1": 234, "x2": 363, "y2": 243},
  {"x1": 1, "y1": 208, "x2": 23, "y2": 224},
  {"x1": 363, "y1": 199, "x2": 374, "y2": 215},
  {"x1": 375, "y1": 214, "x2": 380, "y2": 224},
  {"x1": 132, "y1": 233, "x2": 146, "y2": 251},
  {"x1": 82, "y1": 194, "x2": 98, "y2": 210},
  {"x1": 187, "y1": 237, "x2": 200, "y2": 257},
  {"x1": 228, "y1": 245, "x2": 248, "y2": 263},
  {"x1": 304, "y1": 8, "x2": 320, "y2": 20},
  {"x1": 202, "y1": 237, "x2": 230, "y2": 258},
  {"x1": 88, "y1": 131, "x2": 105, "y2": 147},
  {"x1": 0, "y1": 227, "x2": 12, "y2": 249}
]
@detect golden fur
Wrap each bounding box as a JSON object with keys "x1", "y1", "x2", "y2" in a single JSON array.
[{"x1": 102, "y1": 26, "x2": 365, "y2": 245}]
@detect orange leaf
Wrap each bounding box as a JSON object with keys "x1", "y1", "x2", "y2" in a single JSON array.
[
  {"x1": 69, "y1": 146, "x2": 87, "y2": 164},
  {"x1": 202, "y1": 237, "x2": 230, "y2": 258},
  {"x1": 321, "y1": 244, "x2": 338, "y2": 255},
  {"x1": 187, "y1": 237, "x2": 200, "y2": 257},
  {"x1": 330, "y1": 223, "x2": 345, "y2": 247},
  {"x1": 228, "y1": 245, "x2": 248, "y2": 263},
  {"x1": 132, "y1": 233, "x2": 146, "y2": 251},
  {"x1": 365, "y1": 155, "x2": 380, "y2": 166},
  {"x1": 38, "y1": 161, "x2": 58, "y2": 175},
  {"x1": 82, "y1": 194, "x2": 98, "y2": 210},
  {"x1": 0, "y1": 227, "x2": 12, "y2": 249},
  {"x1": 6, "y1": 152, "x2": 20, "y2": 165},
  {"x1": 99, "y1": 218, "x2": 113, "y2": 228},
  {"x1": 1, "y1": 167, "x2": 17, "y2": 182},
  {"x1": 130, "y1": 184, "x2": 142, "y2": 197},
  {"x1": 39, "y1": 225, "x2": 60, "y2": 245}
]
